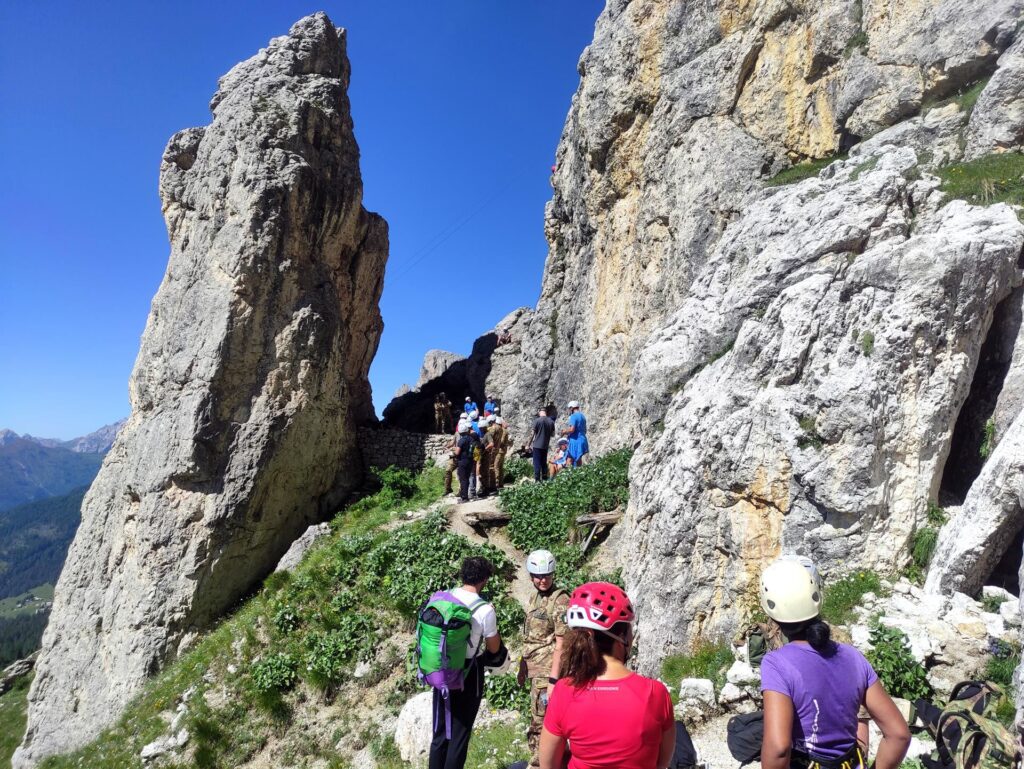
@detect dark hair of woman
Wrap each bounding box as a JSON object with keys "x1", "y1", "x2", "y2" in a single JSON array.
[
  {"x1": 777, "y1": 616, "x2": 834, "y2": 654},
  {"x1": 561, "y1": 622, "x2": 631, "y2": 687}
]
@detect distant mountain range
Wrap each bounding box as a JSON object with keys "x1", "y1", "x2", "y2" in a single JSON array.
[
  {"x1": 0, "y1": 420, "x2": 124, "y2": 512},
  {"x1": 0, "y1": 418, "x2": 125, "y2": 454}
]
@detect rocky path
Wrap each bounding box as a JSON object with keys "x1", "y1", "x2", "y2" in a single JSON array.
[{"x1": 446, "y1": 496, "x2": 534, "y2": 608}]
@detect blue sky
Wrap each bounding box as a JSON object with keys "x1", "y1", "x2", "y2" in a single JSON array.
[{"x1": 0, "y1": 1, "x2": 603, "y2": 439}]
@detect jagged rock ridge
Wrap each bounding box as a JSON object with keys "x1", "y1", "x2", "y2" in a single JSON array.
[{"x1": 14, "y1": 14, "x2": 387, "y2": 767}]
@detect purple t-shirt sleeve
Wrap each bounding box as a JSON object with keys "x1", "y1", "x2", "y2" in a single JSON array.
[
  {"x1": 760, "y1": 652, "x2": 792, "y2": 697},
  {"x1": 857, "y1": 647, "x2": 879, "y2": 690}
]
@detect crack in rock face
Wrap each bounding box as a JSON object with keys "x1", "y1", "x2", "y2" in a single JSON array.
[{"x1": 13, "y1": 13, "x2": 388, "y2": 767}]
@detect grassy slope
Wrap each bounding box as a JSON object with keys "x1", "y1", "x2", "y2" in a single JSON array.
[
  {"x1": 0, "y1": 674, "x2": 31, "y2": 768},
  {"x1": 0, "y1": 585, "x2": 54, "y2": 620},
  {"x1": 26, "y1": 454, "x2": 631, "y2": 768}
]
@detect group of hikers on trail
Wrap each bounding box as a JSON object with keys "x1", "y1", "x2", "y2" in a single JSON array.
[
  {"x1": 442, "y1": 396, "x2": 591, "y2": 501},
  {"x1": 418, "y1": 552, "x2": 924, "y2": 769}
]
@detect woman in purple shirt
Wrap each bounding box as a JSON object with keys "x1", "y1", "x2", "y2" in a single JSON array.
[{"x1": 759, "y1": 559, "x2": 910, "y2": 769}]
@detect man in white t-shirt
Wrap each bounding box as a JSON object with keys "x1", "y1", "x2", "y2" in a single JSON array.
[{"x1": 429, "y1": 557, "x2": 503, "y2": 769}]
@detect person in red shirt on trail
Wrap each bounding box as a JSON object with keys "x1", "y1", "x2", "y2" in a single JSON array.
[{"x1": 539, "y1": 582, "x2": 675, "y2": 769}]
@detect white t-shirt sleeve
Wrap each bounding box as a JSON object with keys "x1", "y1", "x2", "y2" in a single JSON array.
[{"x1": 480, "y1": 604, "x2": 498, "y2": 639}]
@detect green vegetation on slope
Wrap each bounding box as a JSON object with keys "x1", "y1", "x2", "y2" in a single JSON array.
[
  {"x1": 820, "y1": 571, "x2": 883, "y2": 625},
  {"x1": 0, "y1": 488, "x2": 85, "y2": 599},
  {"x1": 0, "y1": 673, "x2": 31, "y2": 768},
  {"x1": 39, "y1": 464, "x2": 527, "y2": 769},
  {"x1": 936, "y1": 152, "x2": 1024, "y2": 208},
  {"x1": 661, "y1": 640, "x2": 734, "y2": 702},
  {"x1": 502, "y1": 448, "x2": 632, "y2": 587},
  {"x1": 765, "y1": 154, "x2": 846, "y2": 187},
  {"x1": 0, "y1": 612, "x2": 49, "y2": 668}
]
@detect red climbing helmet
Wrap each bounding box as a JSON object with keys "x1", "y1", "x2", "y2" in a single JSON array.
[{"x1": 566, "y1": 582, "x2": 635, "y2": 635}]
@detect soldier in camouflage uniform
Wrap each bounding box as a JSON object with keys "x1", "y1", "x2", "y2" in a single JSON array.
[
  {"x1": 490, "y1": 416, "x2": 511, "y2": 489},
  {"x1": 517, "y1": 549, "x2": 569, "y2": 767}
]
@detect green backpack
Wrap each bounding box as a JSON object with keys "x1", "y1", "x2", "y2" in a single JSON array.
[
  {"x1": 932, "y1": 682, "x2": 1020, "y2": 769},
  {"x1": 416, "y1": 591, "x2": 486, "y2": 737}
]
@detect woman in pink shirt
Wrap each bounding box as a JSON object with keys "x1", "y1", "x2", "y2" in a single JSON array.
[{"x1": 539, "y1": 582, "x2": 675, "y2": 769}]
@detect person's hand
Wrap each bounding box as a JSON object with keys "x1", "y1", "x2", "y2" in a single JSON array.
[
  {"x1": 539, "y1": 689, "x2": 549, "y2": 709},
  {"x1": 517, "y1": 658, "x2": 528, "y2": 687}
]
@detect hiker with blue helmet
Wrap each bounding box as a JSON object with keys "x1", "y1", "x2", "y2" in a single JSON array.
[
  {"x1": 426, "y1": 556, "x2": 503, "y2": 769},
  {"x1": 759, "y1": 559, "x2": 910, "y2": 769}
]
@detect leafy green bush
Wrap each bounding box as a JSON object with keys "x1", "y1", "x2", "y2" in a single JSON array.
[
  {"x1": 251, "y1": 653, "x2": 298, "y2": 694},
  {"x1": 485, "y1": 673, "x2": 529, "y2": 715},
  {"x1": 661, "y1": 640, "x2": 734, "y2": 701},
  {"x1": 503, "y1": 449, "x2": 632, "y2": 555},
  {"x1": 926, "y1": 502, "x2": 948, "y2": 527},
  {"x1": 303, "y1": 615, "x2": 376, "y2": 689},
  {"x1": 866, "y1": 625, "x2": 931, "y2": 700},
  {"x1": 336, "y1": 464, "x2": 445, "y2": 536},
  {"x1": 374, "y1": 466, "x2": 418, "y2": 500},
  {"x1": 820, "y1": 571, "x2": 883, "y2": 625},
  {"x1": 503, "y1": 456, "x2": 532, "y2": 485},
  {"x1": 271, "y1": 605, "x2": 299, "y2": 635}
]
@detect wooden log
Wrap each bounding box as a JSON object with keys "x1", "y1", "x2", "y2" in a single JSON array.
[
  {"x1": 462, "y1": 508, "x2": 512, "y2": 526},
  {"x1": 575, "y1": 509, "x2": 623, "y2": 526}
]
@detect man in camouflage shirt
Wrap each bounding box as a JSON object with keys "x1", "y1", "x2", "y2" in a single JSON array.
[{"x1": 517, "y1": 549, "x2": 569, "y2": 767}]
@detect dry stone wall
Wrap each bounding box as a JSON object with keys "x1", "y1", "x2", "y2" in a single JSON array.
[
  {"x1": 358, "y1": 428, "x2": 452, "y2": 473},
  {"x1": 14, "y1": 14, "x2": 387, "y2": 767}
]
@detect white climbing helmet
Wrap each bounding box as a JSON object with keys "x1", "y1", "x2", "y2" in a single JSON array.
[
  {"x1": 457, "y1": 423, "x2": 470, "y2": 435},
  {"x1": 567, "y1": 400, "x2": 579, "y2": 409},
  {"x1": 760, "y1": 559, "x2": 822, "y2": 624},
  {"x1": 526, "y1": 549, "x2": 557, "y2": 576},
  {"x1": 495, "y1": 417, "x2": 504, "y2": 425},
  {"x1": 469, "y1": 409, "x2": 479, "y2": 420},
  {"x1": 777, "y1": 553, "x2": 823, "y2": 594}
]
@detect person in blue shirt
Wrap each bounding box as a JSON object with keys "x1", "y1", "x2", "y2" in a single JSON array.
[
  {"x1": 484, "y1": 395, "x2": 497, "y2": 416},
  {"x1": 464, "y1": 396, "x2": 479, "y2": 415},
  {"x1": 469, "y1": 410, "x2": 482, "y2": 437},
  {"x1": 563, "y1": 401, "x2": 590, "y2": 467}
]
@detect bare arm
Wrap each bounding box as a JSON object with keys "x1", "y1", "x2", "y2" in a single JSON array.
[
  {"x1": 538, "y1": 727, "x2": 566, "y2": 769},
  {"x1": 658, "y1": 725, "x2": 676, "y2": 769},
  {"x1": 762, "y1": 690, "x2": 794, "y2": 769},
  {"x1": 485, "y1": 632, "x2": 502, "y2": 653},
  {"x1": 549, "y1": 635, "x2": 564, "y2": 679},
  {"x1": 865, "y1": 681, "x2": 910, "y2": 769}
]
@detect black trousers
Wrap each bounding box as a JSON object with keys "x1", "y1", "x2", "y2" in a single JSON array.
[
  {"x1": 457, "y1": 464, "x2": 472, "y2": 501},
  {"x1": 531, "y1": 448, "x2": 549, "y2": 481},
  {"x1": 429, "y1": 661, "x2": 484, "y2": 769}
]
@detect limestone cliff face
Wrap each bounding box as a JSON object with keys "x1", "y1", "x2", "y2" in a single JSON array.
[
  {"x1": 14, "y1": 14, "x2": 386, "y2": 766},
  {"x1": 502, "y1": 0, "x2": 1022, "y2": 450},
  {"x1": 496, "y1": 0, "x2": 1024, "y2": 671}
]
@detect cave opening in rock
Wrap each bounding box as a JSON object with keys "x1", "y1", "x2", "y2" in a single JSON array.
[
  {"x1": 984, "y1": 527, "x2": 1024, "y2": 596},
  {"x1": 939, "y1": 288, "x2": 1022, "y2": 504}
]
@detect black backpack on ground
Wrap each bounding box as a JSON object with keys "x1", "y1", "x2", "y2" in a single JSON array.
[
  {"x1": 727, "y1": 711, "x2": 764, "y2": 764},
  {"x1": 672, "y1": 720, "x2": 699, "y2": 768}
]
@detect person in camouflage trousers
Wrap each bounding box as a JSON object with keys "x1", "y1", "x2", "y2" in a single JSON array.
[
  {"x1": 517, "y1": 549, "x2": 569, "y2": 767},
  {"x1": 490, "y1": 416, "x2": 511, "y2": 489}
]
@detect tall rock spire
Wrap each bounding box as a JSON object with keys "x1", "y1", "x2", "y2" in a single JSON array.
[{"x1": 14, "y1": 13, "x2": 387, "y2": 766}]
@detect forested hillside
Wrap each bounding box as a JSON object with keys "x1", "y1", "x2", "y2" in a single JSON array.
[{"x1": 0, "y1": 488, "x2": 84, "y2": 599}]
